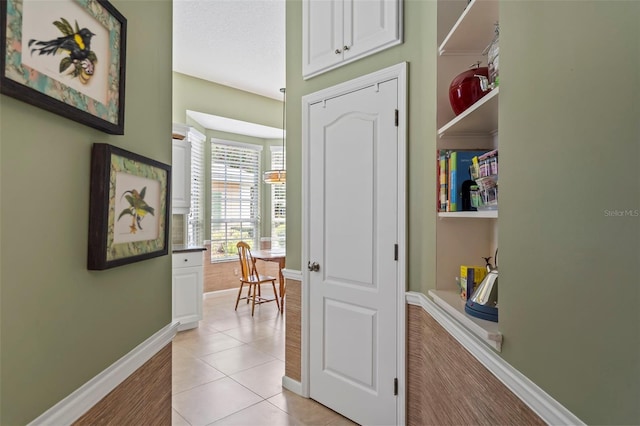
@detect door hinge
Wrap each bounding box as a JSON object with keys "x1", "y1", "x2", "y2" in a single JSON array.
[
  {"x1": 394, "y1": 244, "x2": 398, "y2": 261},
  {"x1": 394, "y1": 378, "x2": 398, "y2": 395},
  {"x1": 394, "y1": 109, "x2": 399, "y2": 127}
]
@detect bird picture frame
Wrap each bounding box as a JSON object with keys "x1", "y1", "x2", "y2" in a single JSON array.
[
  {"x1": 88, "y1": 143, "x2": 171, "y2": 270},
  {"x1": 0, "y1": 0, "x2": 126, "y2": 134}
]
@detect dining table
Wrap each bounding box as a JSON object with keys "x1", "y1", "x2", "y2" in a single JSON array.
[{"x1": 251, "y1": 248, "x2": 286, "y2": 312}]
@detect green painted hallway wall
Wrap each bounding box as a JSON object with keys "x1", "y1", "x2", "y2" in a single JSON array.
[{"x1": 0, "y1": 1, "x2": 172, "y2": 424}]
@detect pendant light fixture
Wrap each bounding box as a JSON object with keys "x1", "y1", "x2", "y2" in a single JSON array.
[{"x1": 263, "y1": 88, "x2": 286, "y2": 184}]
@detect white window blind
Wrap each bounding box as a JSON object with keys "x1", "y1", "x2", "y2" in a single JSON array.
[
  {"x1": 211, "y1": 141, "x2": 261, "y2": 261},
  {"x1": 270, "y1": 146, "x2": 286, "y2": 249},
  {"x1": 187, "y1": 134, "x2": 204, "y2": 246}
]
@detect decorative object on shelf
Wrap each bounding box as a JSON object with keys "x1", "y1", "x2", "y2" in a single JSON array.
[
  {"x1": 0, "y1": 0, "x2": 127, "y2": 134},
  {"x1": 470, "y1": 149, "x2": 498, "y2": 210},
  {"x1": 88, "y1": 143, "x2": 171, "y2": 270},
  {"x1": 458, "y1": 265, "x2": 488, "y2": 301},
  {"x1": 449, "y1": 62, "x2": 491, "y2": 116},
  {"x1": 465, "y1": 249, "x2": 499, "y2": 322},
  {"x1": 485, "y1": 22, "x2": 500, "y2": 89},
  {"x1": 264, "y1": 87, "x2": 287, "y2": 184}
]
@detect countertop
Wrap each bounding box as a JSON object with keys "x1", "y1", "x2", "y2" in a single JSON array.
[{"x1": 172, "y1": 245, "x2": 207, "y2": 253}]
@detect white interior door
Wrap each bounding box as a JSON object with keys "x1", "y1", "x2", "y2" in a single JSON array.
[{"x1": 308, "y1": 79, "x2": 399, "y2": 425}]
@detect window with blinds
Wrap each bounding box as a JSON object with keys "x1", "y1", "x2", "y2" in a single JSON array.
[
  {"x1": 270, "y1": 146, "x2": 286, "y2": 249},
  {"x1": 210, "y1": 141, "x2": 262, "y2": 261},
  {"x1": 187, "y1": 134, "x2": 204, "y2": 246}
]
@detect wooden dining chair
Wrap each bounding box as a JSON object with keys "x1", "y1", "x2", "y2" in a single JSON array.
[{"x1": 235, "y1": 241, "x2": 281, "y2": 316}]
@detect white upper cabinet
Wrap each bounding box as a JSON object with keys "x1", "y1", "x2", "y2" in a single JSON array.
[
  {"x1": 172, "y1": 137, "x2": 191, "y2": 215},
  {"x1": 172, "y1": 124, "x2": 204, "y2": 215},
  {"x1": 303, "y1": 0, "x2": 403, "y2": 79}
]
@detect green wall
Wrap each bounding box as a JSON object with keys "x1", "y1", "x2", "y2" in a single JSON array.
[
  {"x1": 173, "y1": 72, "x2": 282, "y2": 129},
  {"x1": 173, "y1": 72, "x2": 284, "y2": 250},
  {"x1": 285, "y1": 0, "x2": 639, "y2": 424},
  {"x1": 0, "y1": 1, "x2": 173, "y2": 424},
  {"x1": 499, "y1": 2, "x2": 639, "y2": 424}
]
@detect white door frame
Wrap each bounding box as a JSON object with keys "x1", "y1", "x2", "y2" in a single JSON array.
[{"x1": 301, "y1": 62, "x2": 407, "y2": 425}]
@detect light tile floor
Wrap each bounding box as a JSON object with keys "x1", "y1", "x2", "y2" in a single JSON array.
[{"x1": 172, "y1": 288, "x2": 357, "y2": 426}]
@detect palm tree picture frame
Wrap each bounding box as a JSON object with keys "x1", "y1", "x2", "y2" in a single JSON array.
[
  {"x1": 0, "y1": 0, "x2": 126, "y2": 134},
  {"x1": 88, "y1": 143, "x2": 171, "y2": 270}
]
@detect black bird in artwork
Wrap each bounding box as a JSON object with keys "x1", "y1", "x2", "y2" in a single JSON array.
[{"x1": 28, "y1": 17, "x2": 97, "y2": 84}]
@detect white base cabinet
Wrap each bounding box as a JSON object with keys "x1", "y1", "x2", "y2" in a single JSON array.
[{"x1": 172, "y1": 251, "x2": 203, "y2": 331}]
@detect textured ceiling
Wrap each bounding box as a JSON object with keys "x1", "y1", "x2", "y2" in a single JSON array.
[{"x1": 173, "y1": 0, "x2": 286, "y2": 101}]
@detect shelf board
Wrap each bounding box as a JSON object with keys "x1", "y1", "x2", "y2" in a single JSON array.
[
  {"x1": 438, "y1": 210, "x2": 497, "y2": 218},
  {"x1": 438, "y1": 87, "x2": 499, "y2": 138},
  {"x1": 439, "y1": 0, "x2": 499, "y2": 56},
  {"x1": 429, "y1": 289, "x2": 502, "y2": 351}
]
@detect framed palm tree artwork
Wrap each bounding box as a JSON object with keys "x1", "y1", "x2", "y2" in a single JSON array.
[
  {"x1": 0, "y1": 0, "x2": 126, "y2": 134},
  {"x1": 88, "y1": 143, "x2": 171, "y2": 270}
]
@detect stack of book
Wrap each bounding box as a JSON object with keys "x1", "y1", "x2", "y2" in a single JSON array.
[{"x1": 437, "y1": 149, "x2": 489, "y2": 212}]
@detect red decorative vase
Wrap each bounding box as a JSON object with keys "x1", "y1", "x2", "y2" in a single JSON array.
[{"x1": 449, "y1": 65, "x2": 490, "y2": 116}]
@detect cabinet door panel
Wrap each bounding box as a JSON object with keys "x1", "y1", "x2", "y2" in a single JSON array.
[
  {"x1": 345, "y1": 0, "x2": 400, "y2": 60},
  {"x1": 303, "y1": 0, "x2": 402, "y2": 79},
  {"x1": 172, "y1": 139, "x2": 191, "y2": 214},
  {"x1": 173, "y1": 266, "x2": 203, "y2": 329},
  {"x1": 303, "y1": 0, "x2": 343, "y2": 77}
]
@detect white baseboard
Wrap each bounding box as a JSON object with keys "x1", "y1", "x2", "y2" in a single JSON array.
[
  {"x1": 282, "y1": 375, "x2": 304, "y2": 396},
  {"x1": 282, "y1": 269, "x2": 302, "y2": 281},
  {"x1": 203, "y1": 288, "x2": 239, "y2": 297},
  {"x1": 406, "y1": 292, "x2": 584, "y2": 426},
  {"x1": 28, "y1": 321, "x2": 180, "y2": 426}
]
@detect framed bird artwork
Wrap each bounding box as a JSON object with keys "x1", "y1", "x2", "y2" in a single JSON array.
[
  {"x1": 88, "y1": 143, "x2": 171, "y2": 270},
  {"x1": 0, "y1": 0, "x2": 126, "y2": 134}
]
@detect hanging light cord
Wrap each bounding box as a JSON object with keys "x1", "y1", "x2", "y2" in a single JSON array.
[{"x1": 263, "y1": 88, "x2": 287, "y2": 184}]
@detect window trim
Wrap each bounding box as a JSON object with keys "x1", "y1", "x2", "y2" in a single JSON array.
[{"x1": 187, "y1": 130, "x2": 205, "y2": 247}]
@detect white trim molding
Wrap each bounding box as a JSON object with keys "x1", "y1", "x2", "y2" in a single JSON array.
[
  {"x1": 406, "y1": 292, "x2": 584, "y2": 426},
  {"x1": 211, "y1": 137, "x2": 264, "y2": 152},
  {"x1": 28, "y1": 321, "x2": 179, "y2": 426},
  {"x1": 282, "y1": 375, "x2": 303, "y2": 396},
  {"x1": 204, "y1": 288, "x2": 239, "y2": 297},
  {"x1": 282, "y1": 269, "x2": 302, "y2": 281}
]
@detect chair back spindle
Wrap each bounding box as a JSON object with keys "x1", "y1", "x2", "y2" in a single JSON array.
[{"x1": 237, "y1": 242, "x2": 254, "y2": 281}]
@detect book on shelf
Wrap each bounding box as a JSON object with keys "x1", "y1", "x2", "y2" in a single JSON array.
[
  {"x1": 438, "y1": 150, "x2": 449, "y2": 212},
  {"x1": 450, "y1": 150, "x2": 488, "y2": 211},
  {"x1": 459, "y1": 265, "x2": 488, "y2": 300},
  {"x1": 438, "y1": 150, "x2": 489, "y2": 212}
]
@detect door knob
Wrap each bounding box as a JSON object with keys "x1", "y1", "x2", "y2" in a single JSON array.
[
  {"x1": 334, "y1": 48, "x2": 342, "y2": 54},
  {"x1": 308, "y1": 261, "x2": 320, "y2": 272},
  {"x1": 343, "y1": 45, "x2": 350, "y2": 51}
]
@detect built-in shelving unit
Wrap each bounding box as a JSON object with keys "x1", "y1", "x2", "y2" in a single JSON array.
[
  {"x1": 438, "y1": 0, "x2": 499, "y2": 55},
  {"x1": 438, "y1": 210, "x2": 497, "y2": 219},
  {"x1": 438, "y1": 87, "x2": 499, "y2": 137},
  {"x1": 434, "y1": 0, "x2": 500, "y2": 347}
]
